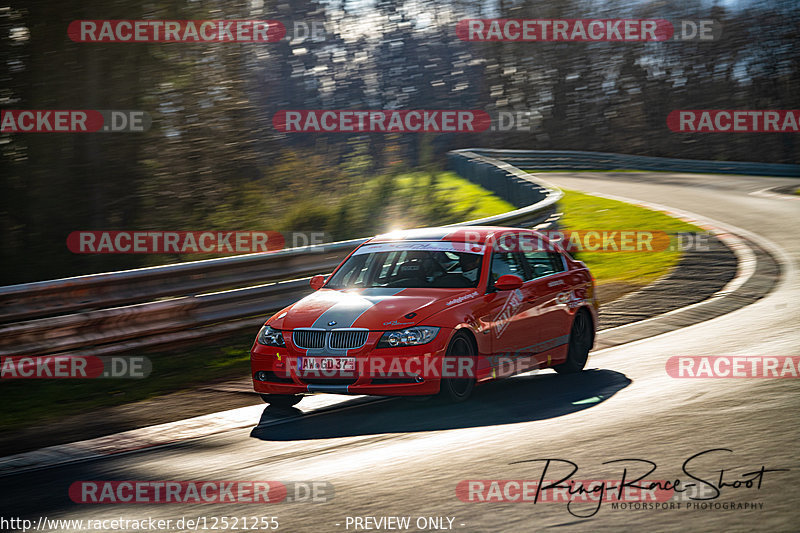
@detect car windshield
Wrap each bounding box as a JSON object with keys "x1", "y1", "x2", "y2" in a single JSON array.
[{"x1": 326, "y1": 243, "x2": 483, "y2": 289}]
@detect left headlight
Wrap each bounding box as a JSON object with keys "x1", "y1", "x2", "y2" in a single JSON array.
[
  {"x1": 377, "y1": 326, "x2": 440, "y2": 348},
  {"x1": 257, "y1": 325, "x2": 286, "y2": 347}
]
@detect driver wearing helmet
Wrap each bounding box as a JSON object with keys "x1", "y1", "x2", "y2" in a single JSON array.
[{"x1": 459, "y1": 253, "x2": 482, "y2": 283}]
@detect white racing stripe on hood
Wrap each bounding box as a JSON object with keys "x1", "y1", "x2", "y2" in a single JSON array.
[
  {"x1": 310, "y1": 288, "x2": 407, "y2": 330},
  {"x1": 303, "y1": 288, "x2": 406, "y2": 357}
]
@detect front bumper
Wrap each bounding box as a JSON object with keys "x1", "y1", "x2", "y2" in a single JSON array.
[{"x1": 251, "y1": 328, "x2": 477, "y2": 396}]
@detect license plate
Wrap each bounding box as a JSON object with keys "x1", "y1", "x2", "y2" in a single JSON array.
[{"x1": 298, "y1": 357, "x2": 356, "y2": 372}]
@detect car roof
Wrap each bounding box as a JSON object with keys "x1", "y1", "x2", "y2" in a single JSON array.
[{"x1": 368, "y1": 226, "x2": 538, "y2": 245}]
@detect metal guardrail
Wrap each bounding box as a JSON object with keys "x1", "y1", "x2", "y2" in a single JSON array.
[
  {"x1": 456, "y1": 148, "x2": 800, "y2": 177},
  {"x1": 0, "y1": 239, "x2": 369, "y2": 324},
  {"x1": 0, "y1": 153, "x2": 561, "y2": 358},
  {"x1": 4, "y1": 148, "x2": 789, "y2": 359}
]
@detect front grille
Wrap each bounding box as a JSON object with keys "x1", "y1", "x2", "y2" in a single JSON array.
[
  {"x1": 292, "y1": 328, "x2": 368, "y2": 350},
  {"x1": 329, "y1": 329, "x2": 369, "y2": 349},
  {"x1": 292, "y1": 329, "x2": 325, "y2": 349}
]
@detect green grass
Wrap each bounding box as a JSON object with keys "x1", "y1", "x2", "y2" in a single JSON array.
[
  {"x1": 558, "y1": 189, "x2": 704, "y2": 285},
  {"x1": 393, "y1": 171, "x2": 516, "y2": 220},
  {"x1": 275, "y1": 170, "x2": 516, "y2": 242}
]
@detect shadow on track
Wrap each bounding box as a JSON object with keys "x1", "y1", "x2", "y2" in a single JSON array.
[{"x1": 250, "y1": 368, "x2": 630, "y2": 441}]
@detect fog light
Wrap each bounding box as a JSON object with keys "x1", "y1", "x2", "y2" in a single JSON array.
[{"x1": 255, "y1": 371, "x2": 269, "y2": 381}]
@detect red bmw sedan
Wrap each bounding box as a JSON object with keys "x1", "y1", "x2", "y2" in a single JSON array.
[{"x1": 251, "y1": 226, "x2": 597, "y2": 406}]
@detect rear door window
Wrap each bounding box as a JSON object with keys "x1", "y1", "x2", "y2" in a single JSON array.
[{"x1": 522, "y1": 251, "x2": 565, "y2": 279}]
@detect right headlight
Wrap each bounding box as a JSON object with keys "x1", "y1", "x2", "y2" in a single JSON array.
[
  {"x1": 257, "y1": 325, "x2": 286, "y2": 347},
  {"x1": 377, "y1": 326, "x2": 440, "y2": 348}
]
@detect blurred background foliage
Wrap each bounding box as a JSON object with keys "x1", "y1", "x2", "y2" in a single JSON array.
[{"x1": 0, "y1": 0, "x2": 798, "y2": 283}]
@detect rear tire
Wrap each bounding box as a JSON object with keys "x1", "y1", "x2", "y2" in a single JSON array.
[
  {"x1": 438, "y1": 332, "x2": 476, "y2": 402},
  {"x1": 554, "y1": 309, "x2": 593, "y2": 374},
  {"x1": 260, "y1": 394, "x2": 303, "y2": 407}
]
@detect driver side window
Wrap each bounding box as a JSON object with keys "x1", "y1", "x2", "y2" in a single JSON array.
[
  {"x1": 489, "y1": 252, "x2": 526, "y2": 285},
  {"x1": 377, "y1": 251, "x2": 405, "y2": 283}
]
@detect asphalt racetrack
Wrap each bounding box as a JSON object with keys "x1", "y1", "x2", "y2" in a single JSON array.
[{"x1": 1, "y1": 171, "x2": 799, "y2": 532}]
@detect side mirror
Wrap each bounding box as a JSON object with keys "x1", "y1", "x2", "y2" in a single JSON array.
[
  {"x1": 309, "y1": 275, "x2": 326, "y2": 291},
  {"x1": 494, "y1": 274, "x2": 523, "y2": 291}
]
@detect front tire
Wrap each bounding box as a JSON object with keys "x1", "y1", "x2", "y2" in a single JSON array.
[
  {"x1": 554, "y1": 309, "x2": 593, "y2": 374},
  {"x1": 438, "y1": 332, "x2": 476, "y2": 402},
  {"x1": 260, "y1": 394, "x2": 303, "y2": 407}
]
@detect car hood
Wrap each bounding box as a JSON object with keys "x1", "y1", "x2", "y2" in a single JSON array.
[{"x1": 269, "y1": 287, "x2": 478, "y2": 331}]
